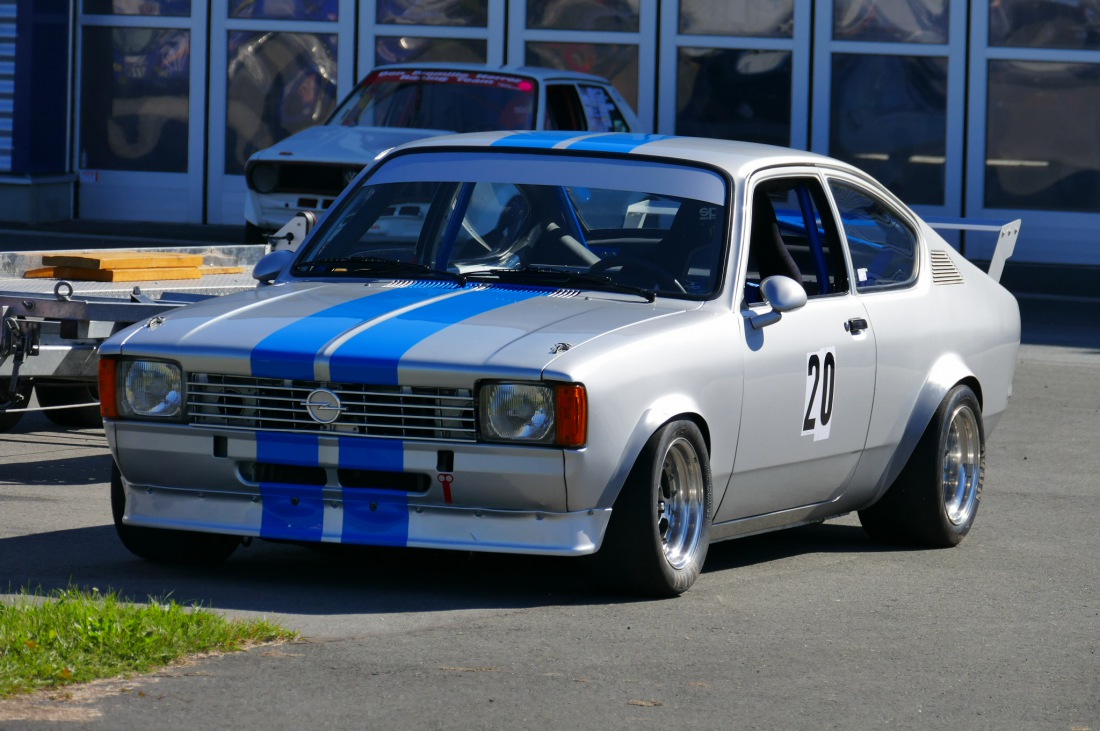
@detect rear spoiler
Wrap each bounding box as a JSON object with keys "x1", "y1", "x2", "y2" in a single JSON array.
[{"x1": 924, "y1": 217, "x2": 1021, "y2": 284}]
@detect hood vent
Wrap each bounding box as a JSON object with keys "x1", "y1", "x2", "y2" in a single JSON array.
[{"x1": 930, "y1": 250, "x2": 964, "y2": 285}]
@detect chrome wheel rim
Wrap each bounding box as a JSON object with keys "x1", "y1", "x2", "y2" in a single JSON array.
[
  {"x1": 656, "y1": 436, "x2": 707, "y2": 570},
  {"x1": 942, "y1": 404, "x2": 982, "y2": 526}
]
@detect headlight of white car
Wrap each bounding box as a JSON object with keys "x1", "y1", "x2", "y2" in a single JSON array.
[
  {"x1": 113, "y1": 360, "x2": 183, "y2": 419},
  {"x1": 249, "y1": 163, "x2": 278, "y2": 194},
  {"x1": 478, "y1": 382, "x2": 587, "y2": 447}
]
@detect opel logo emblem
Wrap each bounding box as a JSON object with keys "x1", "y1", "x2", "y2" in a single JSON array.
[{"x1": 303, "y1": 388, "x2": 343, "y2": 424}]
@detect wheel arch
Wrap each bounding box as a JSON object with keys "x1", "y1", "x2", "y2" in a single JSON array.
[
  {"x1": 870, "y1": 353, "x2": 982, "y2": 504},
  {"x1": 592, "y1": 394, "x2": 713, "y2": 511}
]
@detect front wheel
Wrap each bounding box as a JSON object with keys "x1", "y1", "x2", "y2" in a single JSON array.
[
  {"x1": 859, "y1": 384, "x2": 985, "y2": 547},
  {"x1": 111, "y1": 463, "x2": 241, "y2": 564},
  {"x1": 591, "y1": 420, "x2": 712, "y2": 596}
]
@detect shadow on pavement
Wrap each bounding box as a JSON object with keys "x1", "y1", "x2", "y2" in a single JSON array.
[{"x1": 1, "y1": 520, "x2": 894, "y2": 614}]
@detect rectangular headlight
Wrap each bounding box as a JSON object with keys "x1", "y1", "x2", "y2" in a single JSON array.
[
  {"x1": 113, "y1": 360, "x2": 184, "y2": 419},
  {"x1": 478, "y1": 382, "x2": 587, "y2": 447}
]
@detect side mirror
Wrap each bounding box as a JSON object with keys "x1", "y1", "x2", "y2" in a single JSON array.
[
  {"x1": 750, "y1": 275, "x2": 807, "y2": 330},
  {"x1": 252, "y1": 249, "x2": 295, "y2": 284}
]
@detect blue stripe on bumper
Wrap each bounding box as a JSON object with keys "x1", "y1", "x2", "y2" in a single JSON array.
[{"x1": 257, "y1": 432, "x2": 324, "y2": 541}]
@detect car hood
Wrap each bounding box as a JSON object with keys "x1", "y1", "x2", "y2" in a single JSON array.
[
  {"x1": 248, "y1": 125, "x2": 453, "y2": 166},
  {"x1": 109, "y1": 281, "x2": 699, "y2": 385}
]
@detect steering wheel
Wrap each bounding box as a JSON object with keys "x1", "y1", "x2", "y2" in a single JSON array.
[{"x1": 589, "y1": 256, "x2": 686, "y2": 293}]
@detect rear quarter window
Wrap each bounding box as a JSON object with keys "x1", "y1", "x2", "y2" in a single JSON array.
[{"x1": 828, "y1": 181, "x2": 919, "y2": 290}]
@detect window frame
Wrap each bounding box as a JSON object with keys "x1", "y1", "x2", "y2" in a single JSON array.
[{"x1": 823, "y1": 171, "x2": 924, "y2": 293}]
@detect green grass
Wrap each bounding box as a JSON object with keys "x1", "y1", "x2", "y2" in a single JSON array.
[{"x1": 0, "y1": 587, "x2": 296, "y2": 698}]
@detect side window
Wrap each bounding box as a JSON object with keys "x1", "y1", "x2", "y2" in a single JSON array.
[
  {"x1": 544, "y1": 85, "x2": 586, "y2": 131},
  {"x1": 746, "y1": 177, "x2": 849, "y2": 302},
  {"x1": 578, "y1": 85, "x2": 630, "y2": 132},
  {"x1": 828, "y1": 181, "x2": 919, "y2": 290}
]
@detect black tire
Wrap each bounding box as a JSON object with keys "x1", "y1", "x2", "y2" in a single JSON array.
[
  {"x1": 591, "y1": 420, "x2": 712, "y2": 596},
  {"x1": 34, "y1": 382, "x2": 103, "y2": 429},
  {"x1": 111, "y1": 463, "x2": 240, "y2": 564},
  {"x1": 859, "y1": 384, "x2": 985, "y2": 547},
  {"x1": 0, "y1": 378, "x2": 33, "y2": 432}
]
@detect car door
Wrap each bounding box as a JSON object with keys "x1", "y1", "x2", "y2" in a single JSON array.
[{"x1": 714, "y1": 173, "x2": 878, "y2": 522}]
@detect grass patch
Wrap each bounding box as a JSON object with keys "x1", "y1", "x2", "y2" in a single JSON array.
[{"x1": 0, "y1": 587, "x2": 296, "y2": 698}]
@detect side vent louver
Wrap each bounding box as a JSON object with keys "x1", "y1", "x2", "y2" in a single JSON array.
[{"x1": 930, "y1": 250, "x2": 964, "y2": 285}]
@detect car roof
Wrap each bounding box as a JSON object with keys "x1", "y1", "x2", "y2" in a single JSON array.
[
  {"x1": 369, "y1": 62, "x2": 617, "y2": 86},
  {"x1": 391, "y1": 131, "x2": 868, "y2": 183}
]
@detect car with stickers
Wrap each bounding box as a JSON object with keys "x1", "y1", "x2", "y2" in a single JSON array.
[
  {"x1": 103, "y1": 131, "x2": 1021, "y2": 596},
  {"x1": 244, "y1": 63, "x2": 640, "y2": 239}
]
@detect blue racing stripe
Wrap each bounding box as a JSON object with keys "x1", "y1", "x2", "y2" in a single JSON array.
[
  {"x1": 342, "y1": 490, "x2": 410, "y2": 547},
  {"x1": 490, "y1": 131, "x2": 584, "y2": 149},
  {"x1": 327, "y1": 286, "x2": 547, "y2": 384},
  {"x1": 251, "y1": 285, "x2": 460, "y2": 381},
  {"x1": 338, "y1": 436, "x2": 409, "y2": 547},
  {"x1": 565, "y1": 133, "x2": 671, "y2": 153},
  {"x1": 257, "y1": 432, "x2": 325, "y2": 542}
]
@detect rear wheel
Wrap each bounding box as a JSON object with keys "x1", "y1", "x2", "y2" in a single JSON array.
[
  {"x1": 34, "y1": 381, "x2": 103, "y2": 429},
  {"x1": 859, "y1": 385, "x2": 985, "y2": 547},
  {"x1": 111, "y1": 463, "x2": 240, "y2": 564},
  {"x1": 591, "y1": 420, "x2": 712, "y2": 596}
]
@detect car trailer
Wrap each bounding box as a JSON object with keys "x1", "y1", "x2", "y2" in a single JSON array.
[{"x1": 0, "y1": 245, "x2": 265, "y2": 432}]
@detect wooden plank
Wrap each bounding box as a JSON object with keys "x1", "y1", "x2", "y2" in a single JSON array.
[
  {"x1": 34, "y1": 266, "x2": 203, "y2": 282},
  {"x1": 22, "y1": 266, "x2": 60, "y2": 279},
  {"x1": 42, "y1": 251, "x2": 204, "y2": 270}
]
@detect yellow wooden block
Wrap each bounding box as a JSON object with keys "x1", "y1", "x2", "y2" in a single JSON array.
[
  {"x1": 42, "y1": 251, "x2": 204, "y2": 270},
  {"x1": 43, "y1": 266, "x2": 203, "y2": 282},
  {"x1": 23, "y1": 266, "x2": 60, "y2": 279}
]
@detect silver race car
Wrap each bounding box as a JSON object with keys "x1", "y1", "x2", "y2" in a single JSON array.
[{"x1": 101, "y1": 132, "x2": 1021, "y2": 596}]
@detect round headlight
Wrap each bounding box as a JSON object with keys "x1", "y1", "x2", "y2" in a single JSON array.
[
  {"x1": 120, "y1": 361, "x2": 183, "y2": 418},
  {"x1": 480, "y1": 383, "x2": 555, "y2": 443},
  {"x1": 249, "y1": 163, "x2": 279, "y2": 194}
]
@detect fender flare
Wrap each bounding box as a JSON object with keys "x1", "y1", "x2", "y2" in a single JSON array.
[
  {"x1": 594, "y1": 393, "x2": 711, "y2": 510},
  {"x1": 869, "y1": 352, "x2": 981, "y2": 502}
]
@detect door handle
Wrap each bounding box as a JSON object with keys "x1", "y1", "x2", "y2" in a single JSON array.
[{"x1": 845, "y1": 317, "x2": 869, "y2": 334}]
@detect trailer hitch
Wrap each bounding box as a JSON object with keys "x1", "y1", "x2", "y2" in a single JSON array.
[{"x1": 1, "y1": 315, "x2": 41, "y2": 409}]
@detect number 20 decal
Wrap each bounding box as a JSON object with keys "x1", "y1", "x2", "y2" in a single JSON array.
[{"x1": 802, "y1": 347, "x2": 836, "y2": 442}]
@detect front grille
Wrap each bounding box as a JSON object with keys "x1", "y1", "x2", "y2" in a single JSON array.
[
  {"x1": 187, "y1": 374, "x2": 476, "y2": 443},
  {"x1": 275, "y1": 163, "x2": 362, "y2": 196}
]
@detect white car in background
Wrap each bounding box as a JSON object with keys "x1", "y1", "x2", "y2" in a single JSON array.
[{"x1": 244, "y1": 63, "x2": 641, "y2": 239}]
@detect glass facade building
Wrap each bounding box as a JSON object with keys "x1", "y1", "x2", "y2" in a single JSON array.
[{"x1": 2, "y1": 0, "x2": 1098, "y2": 265}]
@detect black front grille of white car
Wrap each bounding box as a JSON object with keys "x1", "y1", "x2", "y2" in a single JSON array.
[
  {"x1": 273, "y1": 163, "x2": 363, "y2": 196},
  {"x1": 186, "y1": 374, "x2": 476, "y2": 442}
]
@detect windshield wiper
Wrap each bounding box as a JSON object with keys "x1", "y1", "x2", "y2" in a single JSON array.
[
  {"x1": 295, "y1": 256, "x2": 464, "y2": 283},
  {"x1": 463, "y1": 266, "x2": 656, "y2": 302}
]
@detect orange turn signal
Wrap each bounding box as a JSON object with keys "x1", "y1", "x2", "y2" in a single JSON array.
[
  {"x1": 98, "y1": 357, "x2": 118, "y2": 419},
  {"x1": 555, "y1": 383, "x2": 587, "y2": 448}
]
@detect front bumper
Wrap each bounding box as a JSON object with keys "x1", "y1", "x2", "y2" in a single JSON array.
[
  {"x1": 244, "y1": 189, "x2": 331, "y2": 231},
  {"x1": 107, "y1": 421, "x2": 608, "y2": 556}
]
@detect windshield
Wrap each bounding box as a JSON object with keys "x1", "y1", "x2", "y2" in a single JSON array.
[
  {"x1": 327, "y1": 69, "x2": 537, "y2": 132},
  {"x1": 295, "y1": 151, "x2": 729, "y2": 300}
]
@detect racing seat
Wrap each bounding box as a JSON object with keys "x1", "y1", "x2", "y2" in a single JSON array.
[{"x1": 750, "y1": 193, "x2": 802, "y2": 285}]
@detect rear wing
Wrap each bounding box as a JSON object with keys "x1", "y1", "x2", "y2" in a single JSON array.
[{"x1": 924, "y1": 217, "x2": 1021, "y2": 284}]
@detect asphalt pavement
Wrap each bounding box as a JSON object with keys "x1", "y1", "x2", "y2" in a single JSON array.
[{"x1": 0, "y1": 229, "x2": 1098, "y2": 729}]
